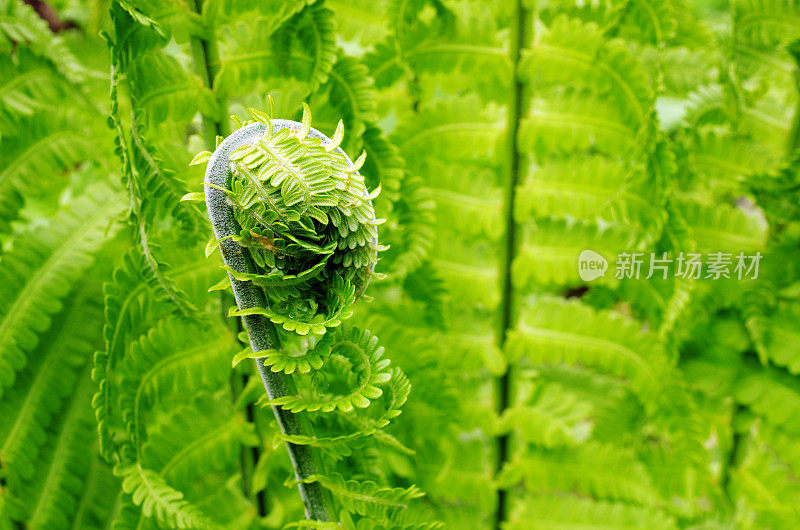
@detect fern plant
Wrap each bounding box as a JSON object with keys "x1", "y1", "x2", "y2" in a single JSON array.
[
  {"x1": 3, "y1": 0, "x2": 800, "y2": 528},
  {"x1": 183, "y1": 103, "x2": 414, "y2": 525}
]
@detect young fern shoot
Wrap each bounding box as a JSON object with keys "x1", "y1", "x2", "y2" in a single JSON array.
[{"x1": 189, "y1": 103, "x2": 415, "y2": 527}]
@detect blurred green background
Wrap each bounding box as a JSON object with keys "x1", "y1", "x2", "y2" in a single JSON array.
[{"x1": 2, "y1": 0, "x2": 800, "y2": 528}]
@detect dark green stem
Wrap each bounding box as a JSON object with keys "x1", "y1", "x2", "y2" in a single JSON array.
[
  {"x1": 720, "y1": 404, "x2": 745, "y2": 508},
  {"x1": 786, "y1": 43, "x2": 800, "y2": 154},
  {"x1": 248, "y1": 316, "x2": 331, "y2": 521},
  {"x1": 189, "y1": 0, "x2": 228, "y2": 147},
  {"x1": 229, "y1": 362, "x2": 267, "y2": 515},
  {"x1": 495, "y1": 1, "x2": 526, "y2": 528}
]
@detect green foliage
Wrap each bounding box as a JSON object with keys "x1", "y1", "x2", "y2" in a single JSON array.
[
  {"x1": 1, "y1": 0, "x2": 800, "y2": 528},
  {"x1": 0, "y1": 185, "x2": 123, "y2": 397}
]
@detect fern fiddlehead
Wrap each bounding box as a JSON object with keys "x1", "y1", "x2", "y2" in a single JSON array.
[{"x1": 196, "y1": 104, "x2": 398, "y2": 524}]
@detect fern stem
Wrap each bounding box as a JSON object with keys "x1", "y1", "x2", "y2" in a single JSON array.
[
  {"x1": 189, "y1": 0, "x2": 229, "y2": 148},
  {"x1": 495, "y1": 0, "x2": 527, "y2": 527},
  {"x1": 230, "y1": 365, "x2": 268, "y2": 515},
  {"x1": 720, "y1": 403, "x2": 745, "y2": 508},
  {"x1": 190, "y1": 10, "x2": 264, "y2": 511},
  {"x1": 205, "y1": 123, "x2": 331, "y2": 522},
  {"x1": 787, "y1": 48, "x2": 800, "y2": 154}
]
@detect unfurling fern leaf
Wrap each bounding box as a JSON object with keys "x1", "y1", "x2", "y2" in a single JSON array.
[
  {"x1": 4, "y1": 0, "x2": 795, "y2": 528},
  {"x1": 206, "y1": 105, "x2": 384, "y2": 332},
  {"x1": 194, "y1": 101, "x2": 420, "y2": 526},
  {"x1": 263, "y1": 326, "x2": 392, "y2": 413}
]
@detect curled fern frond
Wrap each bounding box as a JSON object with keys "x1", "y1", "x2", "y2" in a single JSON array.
[
  {"x1": 234, "y1": 332, "x2": 334, "y2": 374},
  {"x1": 199, "y1": 100, "x2": 420, "y2": 523},
  {"x1": 278, "y1": 366, "x2": 411, "y2": 449},
  {"x1": 263, "y1": 326, "x2": 392, "y2": 413},
  {"x1": 200, "y1": 105, "x2": 384, "y2": 336}
]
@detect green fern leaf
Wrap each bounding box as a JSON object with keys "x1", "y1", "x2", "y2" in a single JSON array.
[
  {"x1": 736, "y1": 364, "x2": 800, "y2": 435},
  {"x1": 307, "y1": 51, "x2": 378, "y2": 151},
  {"x1": 0, "y1": 0, "x2": 85, "y2": 82},
  {"x1": 326, "y1": 0, "x2": 390, "y2": 50},
  {"x1": 302, "y1": 473, "x2": 423, "y2": 523},
  {"x1": 93, "y1": 246, "x2": 219, "y2": 459},
  {"x1": 0, "y1": 110, "x2": 104, "y2": 199},
  {"x1": 507, "y1": 296, "x2": 671, "y2": 402},
  {"x1": 216, "y1": 4, "x2": 336, "y2": 98},
  {"x1": 496, "y1": 383, "x2": 593, "y2": 448},
  {"x1": 0, "y1": 185, "x2": 123, "y2": 397},
  {"x1": 512, "y1": 216, "x2": 637, "y2": 288},
  {"x1": 497, "y1": 441, "x2": 661, "y2": 506},
  {"x1": 14, "y1": 370, "x2": 97, "y2": 529},
  {"x1": 0, "y1": 286, "x2": 102, "y2": 493},
  {"x1": 521, "y1": 15, "x2": 654, "y2": 129},
  {"x1": 115, "y1": 464, "x2": 220, "y2": 530},
  {"x1": 129, "y1": 51, "x2": 220, "y2": 125},
  {"x1": 677, "y1": 199, "x2": 768, "y2": 252},
  {"x1": 116, "y1": 317, "x2": 235, "y2": 447},
  {"x1": 506, "y1": 495, "x2": 678, "y2": 529},
  {"x1": 0, "y1": 46, "x2": 71, "y2": 131}
]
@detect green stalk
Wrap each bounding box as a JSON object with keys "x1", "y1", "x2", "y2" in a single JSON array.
[
  {"x1": 786, "y1": 43, "x2": 800, "y2": 154},
  {"x1": 187, "y1": 0, "x2": 273, "y2": 518},
  {"x1": 189, "y1": 0, "x2": 229, "y2": 147},
  {"x1": 720, "y1": 404, "x2": 744, "y2": 510},
  {"x1": 495, "y1": 0, "x2": 527, "y2": 527}
]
